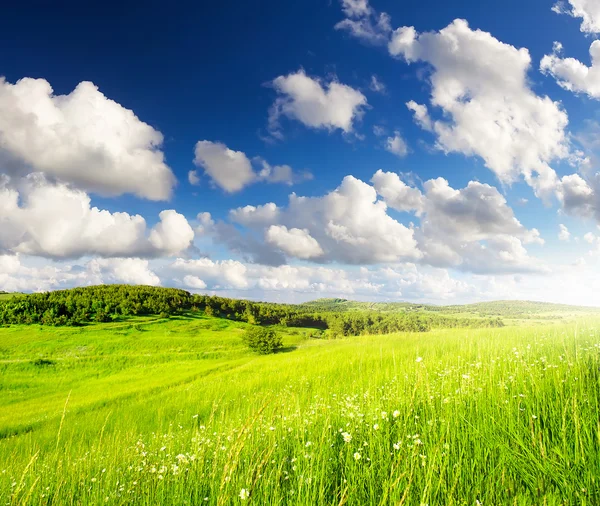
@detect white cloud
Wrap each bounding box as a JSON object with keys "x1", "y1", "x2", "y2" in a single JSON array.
[
  {"x1": 372, "y1": 171, "x2": 544, "y2": 274},
  {"x1": 0, "y1": 175, "x2": 193, "y2": 259},
  {"x1": 371, "y1": 170, "x2": 424, "y2": 213},
  {"x1": 265, "y1": 225, "x2": 324, "y2": 259},
  {"x1": 268, "y1": 70, "x2": 367, "y2": 138},
  {"x1": 193, "y1": 141, "x2": 312, "y2": 192},
  {"x1": 339, "y1": 0, "x2": 370, "y2": 17},
  {"x1": 188, "y1": 170, "x2": 201, "y2": 186},
  {"x1": 182, "y1": 275, "x2": 207, "y2": 290},
  {"x1": 0, "y1": 77, "x2": 175, "y2": 200},
  {"x1": 552, "y1": 0, "x2": 600, "y2": 34},
  {"x1": 194, "y1": 141, "x2": 255, "y2": 193},
  {"x1": 541, "y1": 40, "x2": 600, "y2": 99},
  {"x1": 335, "y1": 0, "x2": 392, "y2": 45},
  {"x1": 584, "y1": 231, "x2": 596, "y2": 243},
  {"x1": 392, "y1": 19, "x2": 570, "y2": 200},
  {"x1": 88, "y1": 258, "x2": 160, "y2": 286},
  {"x1": 229, "y1": 203, "x2": 281, "y2": 227},
  {"x1": 385, "y1": 131, "x2": 408, "y2": 157},
  {"x1": 148, "y1": 210, "x2": 195, "y2": 256},
  {"x1": 226, "y1": 175, "x2": 421, "y2": 265},
  {"x1": 171, "y1": 257, "x2": 475, "y2": 303},
  {"x1": 369, "y1": 75, "x2": 386, "y2": 93},
  {"x1": 256, "y1": 159, "x2": 313, "y2": 185},
  {"x1": 558, "y1": 224, "x2": 571, "y2": 241},
  {"x1": 0, "y1": 255, "x2": 159, "y2": 292}
]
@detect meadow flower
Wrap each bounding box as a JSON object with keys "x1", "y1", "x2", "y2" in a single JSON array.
[
  {"x1": 393, "y1": 442, "x2": 401, "y2": 450},
  {"x1": 416, "y1": 357, "x2": 423, "y2": 363},
  {"x1": 393, "y1": 410, "x2": 400, "y2": 418},
  {"x1": 341, "y1": 432, "x2": 352, "y2": 443},
  {"x1": 239, "y1": 488, "x2": 250, "y2": 500},
  {"x1": 353, "y1": 452, "x2": 361, "y2": 460},
  {"x1": 373, "y1": 424, "x2": 379, "y2": 430}
]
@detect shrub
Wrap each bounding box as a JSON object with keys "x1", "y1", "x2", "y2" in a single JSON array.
[
  {"x1": 242, "y1": 326, "x2": 283, "y2": 355},
  {"x1": 32, "y1": 358, "x2": 55, "y2": 367}
]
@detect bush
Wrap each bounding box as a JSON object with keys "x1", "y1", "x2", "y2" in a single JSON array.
[
  {"x1": 242, "y1": 326, "x2": 283, "y2": 355},
  {"x1": 32, "y1": 358, "x2": 55, "y2": 367}
]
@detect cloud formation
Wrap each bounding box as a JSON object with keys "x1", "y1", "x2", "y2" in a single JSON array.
[
  {"x1": 552, "y1": 0, "x2": 600, "y2": 34},
  {"x1": 391, "y1": 19, "x2": 570, "y2": 199},
  {"x1": 268, "y1": 70, "x2": 367, "y2": 138},
  {"x1": 541, "y1": 40, "x2": 600, "y2": 99},
  {"x1": 0, "y1": 175, "x2": 194, "y2": 259},
  {"x1": 194, "y1": 141, "x2": 312, "y2": 192},
  {"x1": 0, "y1": 77, "x2": 175, "y2": 200}
]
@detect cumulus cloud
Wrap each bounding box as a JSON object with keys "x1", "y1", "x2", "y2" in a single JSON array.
[
  {"x1": 0, "y1": 175, "x2": 194, "y2": 259},
  {"x1": 384, "y1": 131, "x2": 408, "y2": 157},
  {"x1": 188, "y1": 170, "x2": 201, "y2": 186},
  {"x1": 558, "y1": 224, "x2": 571, "y2": 241},
  {"x1": 170, "y1": 257, "x2": 476, "y2": 303},
  {"x1": 0, "y1": 77, "x2": 175, "y2": 200},
  {"x1": 541, "y1": 40, "x2": 600, "y2": 99},
  {"x1": 552, "y1": 0, "x2": 600, "y2": 34},
  {"x1": 0, "y1": 255, "x2": 159, "y2": 293},
  {"x1": 371, "y1": 170, "x2": 424, "y2": 213},
  {"x1": 268, "y1": 70, "x2": 367, "y2": 138},
  {"x1": 194, "y1": 141, "x2": 255, "y2": 193},
  {"x1": 227, "y1": 175, "x2": 421, "y2": 265},
  {"x1": 217, "y1": 172, "x2": 543, "y2": 275},
  {"x1": 391, "y1": 19, "x2": 569, "y2": 199},
  {"x1": 193, "y1": 141, "x2": 312, "y2": 192},
  {"x1": 265, "y1": 225, "x2": 324, "y2": 259},
  {"x1": 372, "y1": 171, "x2": 545, "y2": 274}
]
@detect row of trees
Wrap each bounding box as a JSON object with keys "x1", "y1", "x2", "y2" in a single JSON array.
[
  {"x1": 0, "y1": 285, "x2": 503, "y2": 334},
  {"x1": 0, "y1": 285, "x2": 190, "y2": 326}
]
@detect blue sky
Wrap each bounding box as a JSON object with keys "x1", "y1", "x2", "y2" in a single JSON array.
[{"x1": 1, "y1": 0, "x2": 600, "y2": 304}]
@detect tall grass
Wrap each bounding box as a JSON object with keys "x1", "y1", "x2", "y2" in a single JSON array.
[{"x1": 1, "y1": 317, "x2": 600, "y2": 505}]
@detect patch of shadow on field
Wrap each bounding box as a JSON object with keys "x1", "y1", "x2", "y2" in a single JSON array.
[{"x1": 276, "y1": 346, "x2": 297, "y2": 354}]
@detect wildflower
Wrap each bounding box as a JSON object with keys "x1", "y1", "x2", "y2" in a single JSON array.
[
  {"x1": 373, "y1": 424, "x2": 379, "y2": 430},
  {"x1": 393, "y1": 410, "x2": 400, "y2": 418},
  {"x1": 305, "y1": 441, "x2": 312, "y2": 447},
  {"x1": 416, "y1": 357, "x2": 423, "y2": 363},
  {"x1": 341, "y1": 432, "x2": 352, "y2": 443},
  {"x1": 381, "y1": 411, "x2": 388, "y2": 419},
  {"x1": 353, "y1": 452, "x2": 361, "y2": 461},
  {"x1": 239, "y1": 488, "x2": 250, "y2": 500},
  {"x1": 393, "y1": 442, "x2": 401, "y2": 450}
]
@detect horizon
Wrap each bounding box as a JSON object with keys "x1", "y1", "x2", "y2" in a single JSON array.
[{"x1": 1, "y1": 0, "x2": 600, "y2": 305}]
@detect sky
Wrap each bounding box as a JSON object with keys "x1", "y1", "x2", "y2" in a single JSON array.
[{"x1": 2, "y1": 0, "x2": 600, "y2": 305}]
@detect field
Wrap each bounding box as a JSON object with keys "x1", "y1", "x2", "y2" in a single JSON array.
[{"x1": 2, "y1": 309, "x2": 600, "y2": 505}]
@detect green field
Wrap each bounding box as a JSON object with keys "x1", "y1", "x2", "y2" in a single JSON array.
[{"x1": 2, "y1": 308, "x2": 600, "y2": 505}]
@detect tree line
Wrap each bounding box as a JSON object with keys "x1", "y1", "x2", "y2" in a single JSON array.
[{"x1": 0, "y1": 285, "x2": 503, "y2": 335}]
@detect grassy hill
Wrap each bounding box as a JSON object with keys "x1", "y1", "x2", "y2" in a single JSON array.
[{"x1": 1, "y1": 302, "x2": 600, "y2": 503}]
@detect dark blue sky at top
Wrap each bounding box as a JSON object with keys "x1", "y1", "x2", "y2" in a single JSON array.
[{"x1": 0, "y1": 0, "x2": 596, "y2": 241}]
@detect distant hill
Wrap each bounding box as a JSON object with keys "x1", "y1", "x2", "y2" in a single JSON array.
[{"x1": 299, "y1": 298, "x2": 600, "y2": 319}]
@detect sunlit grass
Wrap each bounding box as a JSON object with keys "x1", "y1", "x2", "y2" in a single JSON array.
[{"x1": 1, "y1": 316, "x2": 600, "y2": 504}]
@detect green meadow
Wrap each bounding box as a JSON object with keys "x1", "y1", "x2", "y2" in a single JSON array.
[{"x1": 2, "y1": 311, "x2": 600, "y2": 505}]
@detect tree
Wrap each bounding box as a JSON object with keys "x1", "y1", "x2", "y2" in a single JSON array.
[{"x1": 242, "y1": 326, "x2": 283, "y2": 355}]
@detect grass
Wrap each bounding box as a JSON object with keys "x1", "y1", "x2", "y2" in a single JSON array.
[{"x1": 1, "y1": 312, "x2": 600, "y2": 505}]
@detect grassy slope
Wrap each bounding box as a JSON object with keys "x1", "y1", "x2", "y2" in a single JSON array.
[{"x1": 2, "y1": 313, "x2": 600, "y2": 504}]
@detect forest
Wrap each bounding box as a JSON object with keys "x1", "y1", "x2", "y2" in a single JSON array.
[{"x1": 0, "y1": 285, "x2": 503, "y2": 336}]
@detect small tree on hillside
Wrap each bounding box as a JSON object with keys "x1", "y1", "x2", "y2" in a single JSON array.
[{"x1": 242, "y1": 326, "x2": 283, "y2": 355}]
